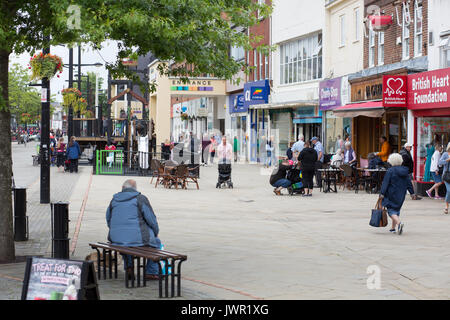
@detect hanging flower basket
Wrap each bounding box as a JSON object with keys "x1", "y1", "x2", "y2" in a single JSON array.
[
  {"x1": 83, "y1": 109, "x2": 94, "y2": 118},
  {"x1": 180, "y1": 112, "x2": 189, "y2": 121},
  {"x1": 75, "y1": 97, "x2": 88, "y2": 115},
  {"x1": 62, "y1": 88, "x2": 82, "y2": 111},
  {"x1": 29, "y1": 52, "x2": 63, "y2": 81}
]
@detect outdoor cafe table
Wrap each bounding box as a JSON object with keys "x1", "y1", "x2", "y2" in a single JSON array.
[
  {"x1": 356, "y1": 168, "x2": 387, "y2": 194},
  {"x1": 317, "y1": 168, "x2": 342, "y2": 193}
]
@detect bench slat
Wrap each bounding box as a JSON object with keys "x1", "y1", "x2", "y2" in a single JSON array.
[{"x1": 89, "y1": 242, "x2": 187, "y2": 261}]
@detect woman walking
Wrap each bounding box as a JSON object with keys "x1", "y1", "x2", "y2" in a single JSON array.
[
  {"x1": 66, "y1": 136, "x2": 81, "y2": 173},
  {"x1": 438, "y1": 144, "x2": 450, "y2": 214},
  {"x1": 426, "y1": 143, "x2": 443, "y2": 199},
  {"x1": 298, "y1": 141, "x2": 318, "y2": 197},
  {"x1": 56, "y1": 137, "x2": 66, "y2": 172},
  {"x1": 380, "y1": 153, "x2": 417, "y2": 235}
]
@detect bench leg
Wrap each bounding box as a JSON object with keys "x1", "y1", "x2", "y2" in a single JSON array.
[
  {"x1": 114, "y1": 251, "x2": 118, "y2": 279},
  {"x1": 171, "y1": 259, "x2": 175, "y2": 298},
  {"x1": 143, "y1": 258, "x2": 147, "y2": 287},
  {"x1": 137, "y1": 257, "x2": 141, "y2": 288},
  {"x1": 102, "y1": 249, "x2": 107, "y2": 280},
  {"x1": 94, "y1": 248, "x2": 101, "y2": 280},
  {"x1": 131, "y1": 257, "x2": 135, "y2": 288},
  {"x1": 176, "y1": 260, "x2": 185, "y2": 297},
  {"x1": 108, "y1": 250, "x2": 113, "y2": 279},
  {"x1": 158, "y1": 262, "x2": 163, "y2": 298},
  {"x1": 164, "y1": 259, "x2": 169, "y2": 298}
]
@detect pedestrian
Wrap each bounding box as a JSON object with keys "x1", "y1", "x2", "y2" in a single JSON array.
[
  {"x1": 106, "y1": 179, "x2": 162, "y2": 281},
  {"x1": 105, "y1": 141, "x2": 117, "y2": 168},
  {"x1": 66, "y1": 136, "x2": 81, "y2": 173},
  {"x1": 269, "y1": 160, "x2": 292, "y2": 195},
  {"x1": 343, "y1": 141, "x2": 357, "y2": 166},
  {"x1": 102, "y1": 116, "x2": 108, "y2": 137},
  {"x1": 379, "y1": 153, "x2": 417, "y2": 235},
  {"x1": 298, "y1": 141, "x2": 318, "y2": 197},
  {"x1": 286, "y1": 142, "x2": 294, "y2": 160},
  {"x1": 119, "y1": 109, "x2": 127, "y2": 136},
  {"x1": 216, "y1": 136, "x2": 233, "y2": 164},
  {"x1": 335, "y1": 135, "x2": 344, "y2": 154},
  {"x1": 266, "y1": 136, "x2": 274, "y2": 167},
  {"x1": 426, "y1": 143, "x2": 444, "y2": 199},
  {"x1": 399, "y1": 143, "x2": 414, "y2": 176},
  {"x1": 233, "y1": 136, "x2": 239, "y2": 163},
  {"x1": 292, "y1": 134, "x2": 305, "y2": 159},
  {"x1": 56, "y1": 137, "x2": 66, "y2": 172},
  {"x1": 375, "y1": 136, "x2": 391, "y2": 163},
  {"x1": 311, "y1": 137, "x2": 324, "y2": 189},
  {"x1": 331, "y1": 148, "x2": 343, "y2": 167},
  {"x1": 209, "y1": 135, "x2": 216, "y2": 165},
  {"x1": 438, "y1": 144, "x2": 450, "y2": 214}
]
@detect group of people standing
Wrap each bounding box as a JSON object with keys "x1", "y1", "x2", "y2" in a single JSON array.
[{"x1": 54, "y1": 136, "x2": 82, "y2": 173}]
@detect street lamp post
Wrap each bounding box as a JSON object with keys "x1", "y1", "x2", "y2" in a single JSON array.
[{"x1": 40, "y1": 38, "x2": 51, "y2": 204}]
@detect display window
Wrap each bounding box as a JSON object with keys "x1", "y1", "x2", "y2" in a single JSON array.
[
  {"x1": 416, "y1": 117, "x2": 450, "y2": 182},
  {"x1": 325, "y1": 111, "x2": 352, "y2": 154}
]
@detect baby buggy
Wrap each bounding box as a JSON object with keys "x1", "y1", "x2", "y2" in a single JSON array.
[
  {"x1": 287, "y1": 165, "x2": 304, "y2": 195},
  {"x1": 64, "y1": 159, "x2": 71, "y2": 172},
  {"x1": 216, "y1": 163, "x2": 233, "y2": 189}
]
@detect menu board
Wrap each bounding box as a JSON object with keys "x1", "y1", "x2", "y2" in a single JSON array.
[{"x1": 21, "y1": 257, "x2": 99, "y2": 300}]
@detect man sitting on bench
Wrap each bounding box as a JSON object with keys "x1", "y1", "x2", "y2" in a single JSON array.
[{"x1": 106, "y1": 179, "x2": 161, "y2": 281}]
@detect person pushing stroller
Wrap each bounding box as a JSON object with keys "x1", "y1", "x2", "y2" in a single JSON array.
[{"x1": 216, "y1": 136, "x2": 234, "y2": 188}]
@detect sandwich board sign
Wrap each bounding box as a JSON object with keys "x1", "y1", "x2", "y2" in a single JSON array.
[{"x1": 21, "y1": 257, "x2": 100, "y2": 300}]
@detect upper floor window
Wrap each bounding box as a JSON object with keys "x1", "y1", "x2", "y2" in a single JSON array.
[
  {"x1": 354, "y1": 8, "x2": 360, "y2": 41},
  {"x1": 414, "y1": 0, "x2": 423, "y2": 57},
  {"x1": 279, "y1": 33, "x2": 322, "y2": 85},
  {"x1": 402, "y1": 4, "x2": 411, "y2": 60},
  {"x1": 259, "y1": 52, "x2": 263, "y2": 80},
  {"x1": 257, "y1": 0, "x2": 265, "y2": 20},
  {"x1": 378, "y1": 32, "x2": 384, "y2": 65},
  {"x1": 340, "y1": 15, "x2": 346, "y2": 47},
  {"x1": 265, "y1": 54, "x2": 269, "y2": 79},
  {"x1": 230, "y1": 45, "x2": 245, "y2": 62},
  {"x1": 369, "y1": 27, "x2": 375, "y2": 67},
  {"x1": 441, "y1": 37, "x2": 450, "y2": 68},
  {"x1": 254, "y1": 49, "x2": 258, "y2": 80}
]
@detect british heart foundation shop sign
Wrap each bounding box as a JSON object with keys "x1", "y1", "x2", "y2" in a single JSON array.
[
  {"x1": 383, "y1": 75, "x2": 407, "y2": 107},
  {"x1": 407, "y1": 68, "x2": 450, "y2": 110}
]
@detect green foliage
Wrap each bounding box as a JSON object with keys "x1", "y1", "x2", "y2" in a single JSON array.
[
  {"x1": 8, "y1": 64, "x2": 41, "y2": 124},
  {"x1": 29, "y1": 52, "x2": 63, "y2": 81}
]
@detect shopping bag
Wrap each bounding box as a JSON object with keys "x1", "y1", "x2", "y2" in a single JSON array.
[{"x1": 369, "y1": 198, "x2": 388, "y2": 227}]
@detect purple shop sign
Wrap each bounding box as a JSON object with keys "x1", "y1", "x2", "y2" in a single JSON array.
[{"x1": 319, "y1": 77, "x2": 342, "y2": 111}]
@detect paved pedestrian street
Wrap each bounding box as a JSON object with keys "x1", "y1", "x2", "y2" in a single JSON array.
[{"x1": 1, "y1": 160, "x2": 450, "y2": 300}]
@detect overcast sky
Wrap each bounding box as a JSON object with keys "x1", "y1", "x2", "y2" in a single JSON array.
[{"x1": 9, "y1": 40, "x2": 120, "y2": 102}]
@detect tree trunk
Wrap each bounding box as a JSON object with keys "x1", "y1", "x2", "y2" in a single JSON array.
[{"x1": 0, "y1": 49, "x2": 15, "y2": 262}]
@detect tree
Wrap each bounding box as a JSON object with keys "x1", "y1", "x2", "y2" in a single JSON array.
[{"x1": 0, "y1": 0, "x2": 271, "y2": 262}]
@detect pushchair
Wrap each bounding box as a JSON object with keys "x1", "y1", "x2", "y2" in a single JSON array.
[
  {"x1": 286, "y1": 165, "x2": 304, "y2": 195},
  {"x1": 64, "y1": 159, "x2": 71, "y2": 172},
  {"x1": 216, "y1": 163, "x2": 233, "y2": 189}
]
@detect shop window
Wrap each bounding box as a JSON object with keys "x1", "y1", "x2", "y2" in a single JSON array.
[
  {"x1": 416, "y1": 117, "x2": 450, "y2": 181},
  {"x1": 325, "y1": 111, "x2": 352, "y2": 154},
  {"x1": 378, "y1": 32, "x2": 384, "y2": 65}
]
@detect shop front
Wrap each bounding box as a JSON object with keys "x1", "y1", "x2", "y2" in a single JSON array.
[
  {"x1": 292, "y1": 106, "x2": 322, "y2": 143},
  {"x1": 244, "y1": 79, "x2": 270, "y2": 163},
  {"x1": 408, "y1": 67, "x2": 450, "y2": 195},
  {"x1": 228, "y1": 92, "x2": 248, "y2": 161},
  {"x1": 319, "y1": 76, "x2": 352, "y2": 154},
  {"x1": 334, "y1": 74, "x2": 409, "y2": 160}
]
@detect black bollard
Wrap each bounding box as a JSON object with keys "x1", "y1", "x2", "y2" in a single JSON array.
[
  {"x1": 13, "y1": 187, "x2": 28, "y2": 241},
  {"x1": 51, "y1": 202, "x2": 70, "y2": 259}
]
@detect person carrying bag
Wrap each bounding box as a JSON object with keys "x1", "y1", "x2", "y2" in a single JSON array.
[{"x1": 370, "y1": 197, "x2": 388, "y2": 228}]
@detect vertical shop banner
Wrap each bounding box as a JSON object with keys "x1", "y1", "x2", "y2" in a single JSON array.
[
  {"x1": 382, "y1": 75, "x2": 407, "y2": 107},
  {"x1": 407, "y1": 68, "x2": 450, "y2": 110},
  {"x1": 319, "y1": 77, "x2": 342, "y2": 110}
]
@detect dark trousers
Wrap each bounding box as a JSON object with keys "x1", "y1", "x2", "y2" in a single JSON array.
[
  {"x1": 302, "y1": 169, "x2": 315, "y2": 189},
  {"x1": 69, "y1": 158, "x2": 78, "y2": 173},
  {"x1": 315, "y1": 161, "x2": 323, "y2": 188}
]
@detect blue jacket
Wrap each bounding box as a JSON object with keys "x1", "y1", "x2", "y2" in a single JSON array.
[
  {"x1": 380, "y1": 166, "x2": 414, "y2": 211},
  {"x1": 66, "y1": 141, "x2": 81, "y2": 160},
  {"x1": 439, "y1": 152, "x2": 450, "y2": 174},
  {"x1": 106, "y1": 188, "x2": 160, "y2": 248}
]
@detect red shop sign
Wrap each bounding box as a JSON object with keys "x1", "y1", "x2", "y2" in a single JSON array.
[
  {"x1": 407, "y1": 67, "x2": 450, "y2": 110},
  {"x1": 383, "y1": 75, "x2": 407, "y2": 107}
]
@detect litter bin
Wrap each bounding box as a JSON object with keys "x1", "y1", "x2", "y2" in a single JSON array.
[
  {"x1": 51, "y1": 202, "x2": 70, "y2": 259},
  {"x1": 13, "y1": 187, "x2": 28, "y2": 241}
]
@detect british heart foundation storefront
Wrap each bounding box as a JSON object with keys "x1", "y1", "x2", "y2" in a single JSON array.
[{"x1": 408, "y1": 67, "x2": 450, "y2": 196}]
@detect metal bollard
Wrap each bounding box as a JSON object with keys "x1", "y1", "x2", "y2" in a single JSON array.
[
  {"x1": 51, "y1": 202, "x2": 70, "y2": 259},
  {"x1": 13, "y1": 187, "x2": 28, "y2": 241}
]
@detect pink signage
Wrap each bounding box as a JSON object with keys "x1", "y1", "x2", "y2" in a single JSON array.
[
  {"x1": 407, "y1": 68, "x2": 450, "y2": 110},
  {"x1": 383, "y1": 75, "x2": 407, "y2": 107}
]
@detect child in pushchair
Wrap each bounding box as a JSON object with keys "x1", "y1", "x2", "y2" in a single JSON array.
[
  {"x1": 287, "y1": 163, "x2": 305, "y2": 195},
  {"x1": 216, "y1": 163, "x2": 233, "y2": 188}
]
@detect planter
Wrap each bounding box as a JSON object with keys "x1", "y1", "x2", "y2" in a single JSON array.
[{"x1": 29, "y1": 52, "x2": 63, "y2": 81}]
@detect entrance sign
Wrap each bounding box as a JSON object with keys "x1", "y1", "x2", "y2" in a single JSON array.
[
  {"x1": 383, "y1": 75, "x2": 407, "y2": 107},
  {"x1": 21, "y1": 257, "x2": 99, "y2": 300},
  {"x1": 407, "y1": 68, "x2": 450, "y2": 110}
]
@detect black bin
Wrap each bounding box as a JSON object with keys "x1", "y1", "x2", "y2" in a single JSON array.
[
  {"x1": 13, "y1": 187, "x2": 28, "y2": 241},
  {"x1": 51, "y1": 202, "x2": 70, "y2": 259}
]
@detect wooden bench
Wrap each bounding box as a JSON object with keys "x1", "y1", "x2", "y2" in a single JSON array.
[{"x1": 89, "y1": 242, "x2": 187, "y2": 298}]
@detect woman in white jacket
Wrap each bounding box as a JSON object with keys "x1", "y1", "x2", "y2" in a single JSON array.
[{"x1": 426, "y1": 143, "x2": 443, "y2": 200}]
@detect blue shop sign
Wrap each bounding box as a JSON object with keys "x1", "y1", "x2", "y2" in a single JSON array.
[
  {"x1": 244, "y1": 79, "x2": 270, "y2": 108},
  {"x1": 229, "y1": 93, "x2": 247, "y2": 114}
]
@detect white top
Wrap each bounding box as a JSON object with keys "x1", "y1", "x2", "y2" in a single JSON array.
[{"x1": 430, "y1": 150, "x2": 442, "y2": 172}]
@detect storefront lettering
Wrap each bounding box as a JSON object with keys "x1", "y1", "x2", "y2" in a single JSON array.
[
  {"x1": 172, "y1": 80, "x2": 212, "y2": 86},
  {"x1": 414, "y1": 90, "x2": 448, "y2": 105}
]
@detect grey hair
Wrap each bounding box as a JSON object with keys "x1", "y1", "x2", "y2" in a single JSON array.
[
  {"x1": 387, "y1": 153, "x2": 403, "y2": 167},
  {"x1": 447, "y1": 143, "x2": 450, "y2": 152},
  {"x1": 122, "y1": 179, "x2": 137, "y2": 191},
  {"x1": 344, "y1": 141, "x2": 352, "y2": 147},
  {"x1": 298, "y1": 134, "x2": 304, "y2": 140}
]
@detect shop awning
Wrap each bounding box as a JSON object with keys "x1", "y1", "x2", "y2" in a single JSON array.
[{"x1": 333, "y1": 101, "x2": 385, "y2": 118}]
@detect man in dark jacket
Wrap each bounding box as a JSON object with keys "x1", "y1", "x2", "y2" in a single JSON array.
[
  {"x1": 106, "y1": 179, "x2": 162, "y2": 280},
  {"x1": 399, "y1": 143, "x2": 414, "y2": 175},
  {"x1": 380, "y1": 153, "x2": 417, "y2": 235}
]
